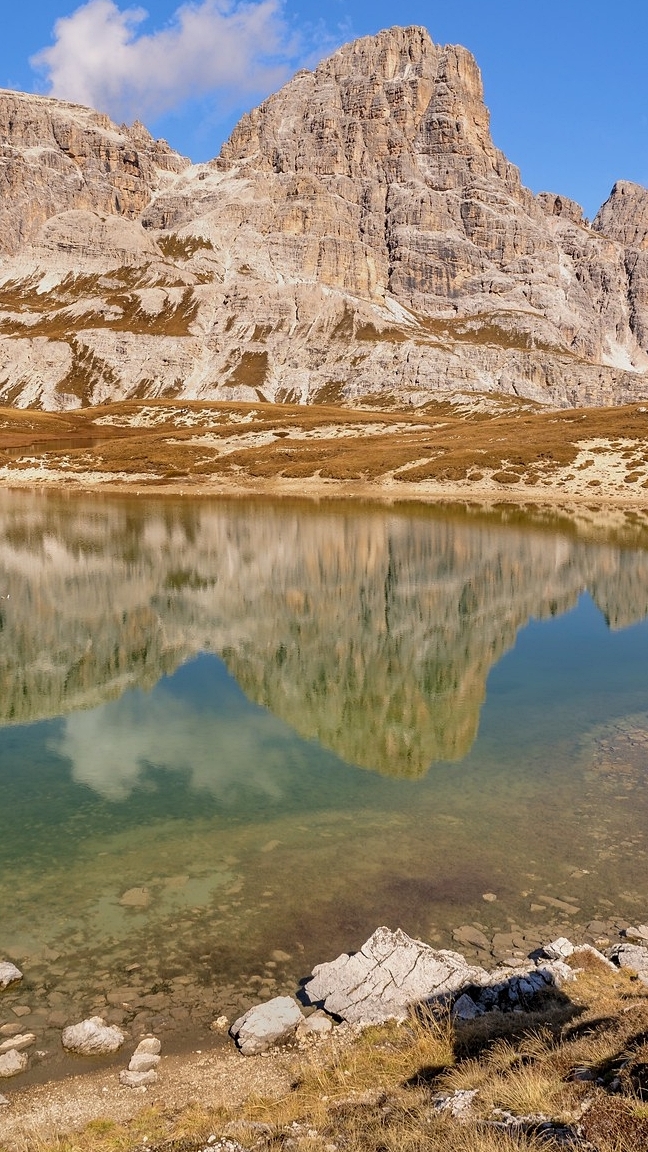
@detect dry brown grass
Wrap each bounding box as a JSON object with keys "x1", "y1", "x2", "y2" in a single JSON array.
[{"x1": 0, "y1": 396, "x2": 647, "y2": 490}]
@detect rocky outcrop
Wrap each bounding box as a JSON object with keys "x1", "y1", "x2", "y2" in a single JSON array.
[
  {"x1": 0, "y1": 28, "x2": 647, "y2": 408},
  {"x1": 302, "y1": 927, "x2": 575, "y2": 1025}
]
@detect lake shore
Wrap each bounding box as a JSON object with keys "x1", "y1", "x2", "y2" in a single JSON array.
[
  {"x1": 1, "y1": 397, "x2": 648, "y2": 518},
  {"x1": 3, "y1": 922, "x2": 648, "y2": 1152}
]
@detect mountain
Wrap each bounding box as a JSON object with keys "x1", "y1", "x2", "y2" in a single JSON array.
[
  {"x1": 1, "y1": 26, "x2": 648, "y2": 410},
  {"x1": 1, "y1": 493, "x2": 648, "y2": 779}
]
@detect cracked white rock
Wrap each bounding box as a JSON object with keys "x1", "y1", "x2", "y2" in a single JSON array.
[
  {"x1": 230, "y1": 996, "x2": 303, "y2": 1055},
  {"x1": 304, "y1": 926, "x2": 489, "y2": 1024},
  {"x1": 0, "y1": 963, "x2": 22, "y2": 990},
  {"x1": 296, "y1": 1010, "x2": 335, "y2": 1039},
  {"x1": 62, "y1": 1016, "x2": 125, "y2": 1056}
]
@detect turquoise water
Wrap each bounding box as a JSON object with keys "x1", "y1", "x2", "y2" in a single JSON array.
[{"x1": 1, "y1": 492, "x2": 648, "y2": 1079}]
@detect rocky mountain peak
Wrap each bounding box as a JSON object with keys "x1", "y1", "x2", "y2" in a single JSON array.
[
  {"x1": 220, "y1": 25, "x2": 519, "y2": 195},
  {"x1": 594, "y1": 180, "x2": 648, "y2": 249},
  {"x1": 0, "y1": 26, "x2": 648, "y2": 410}
]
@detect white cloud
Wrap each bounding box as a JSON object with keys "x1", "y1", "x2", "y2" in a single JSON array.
[
  {"x1": 32, "y1": 0, "x2": 299, "y2": 123},
  {"x1": 50, "y1": 688, "x2": 295, "y2": 802}
]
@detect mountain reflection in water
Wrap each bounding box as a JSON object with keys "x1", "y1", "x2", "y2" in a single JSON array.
[{"x1": 2, "y1": 493, "x2": 648, "y2": 781}]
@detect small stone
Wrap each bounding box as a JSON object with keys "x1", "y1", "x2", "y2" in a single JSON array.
[
  {"x1": 128, "y1": 1053, "x2": 160, "y2": 1073},
  {"x1": 625, "y1": 925, "x2": 648, "y2": 943},
  {"x1": 210, "y1": 1016, "x2": 229, "y2": 1031},
  {"x1": 0, "y1": 1093, "x2": 9, "y2": 1105},
  {"x1": 530, "y1": 904, "x2": 546, "y2": 913},
  {"x1": 543, "y1": 938, "x2": 574, "y2": 960},
  {"x1": 134, "y1": 1037, "x2": 161, "y2": 1055},
  {"x1": 271, "y1": 950, "x2": 292, "y2": 962},
  {"x1": 119, "y1": 887, "x2": 150, "y2": 908},
  {"x1": 296, "y1": 1010, "x2": 334, "y2": 1039},
  {"x1": 62, "y1": 1017, "x2": 125, "y2": 1055},
  {"x1": 482, "y1": 893, "x2": 497, "y2": 902},
  {"x1": 451, "y1": 994, "x2": 480, "y2": 1021},
  {"x1": 11, "y1": 1006, "x2": 30, "y2": 1018},
  {"x1": 0, "y1": 963, "x2": 22, "y2": 991},
  {"x1": 0, "y1": 1024, "x2": 21, "y2": 1038},
  {"x1": 0, "y1": 1050, "x2": 28, "y2": 1078},
  {"x1": 231, "y1": 996, "x2": 303, "y2": 1055},
  {"x1": 452, "y1": 926, "x2": 490, "y2": 951},
  {"x1": 119, "y1": 1068, "x2": 158, "y2": 1087},
  {"x1": 433, "y1": 1088, "x2": 478, "y2": 1119},
  {"x1": 0, "y1": 1034, "x2": 35, "y2": 1054}
]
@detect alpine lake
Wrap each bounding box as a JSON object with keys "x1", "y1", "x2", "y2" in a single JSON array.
[{"x1": 2, "y1": 490, "x2": 648, "y2": 1084}]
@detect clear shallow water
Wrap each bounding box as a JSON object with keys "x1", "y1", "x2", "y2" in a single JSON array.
[{"x1": 1, "y1": 492, "x2": 648, "y2": 1079}]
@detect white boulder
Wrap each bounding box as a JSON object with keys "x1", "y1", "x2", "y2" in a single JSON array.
[
  {"x1": 0, "y1": 1050, "x2": 28, "y2": 1077},
  {"x1": 231, "y1": 996, "x2": 303, "y2": 1055},
  {"x1": 62, "y1": 1016, "x2": 125, "y2": 1055},
  {"x1": 304, "y1": 927, "x2": 488, "y2": 1024}
]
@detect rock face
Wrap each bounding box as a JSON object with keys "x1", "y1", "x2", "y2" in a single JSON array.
[
  {"x1": 230, "y1": 995, "x2": 303, "y2": 1054},
  {"x1": 0, "y1": 963, "x2": 22, "y2": 990},
  {"x1": 304, "y1": 926, "x2": 487, "y2": 1023},
  {"x1": 0, "y1": 90, "x2": 188, "y2": 256},
  {"x1": 61, "y1": 1016, "x2": 125, "y2": 1055},
  {"x1": 0, "y1": 27, "x2": 647, "y2": 408}
]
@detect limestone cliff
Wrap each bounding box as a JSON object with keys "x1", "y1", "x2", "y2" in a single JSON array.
[
  {"x1": 1, "y1": 494, "x2": 647, "y2": 778},
  {"x1": 0, "y1": 27, "x2": 648, "y2": 408}
]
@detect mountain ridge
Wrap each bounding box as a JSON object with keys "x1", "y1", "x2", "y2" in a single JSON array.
[{"x1": 1, "y1": 25, "x2": 648, "y2": 410}]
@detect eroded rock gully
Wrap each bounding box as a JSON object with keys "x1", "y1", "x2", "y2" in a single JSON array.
[{"x1": 0, "y1": 26, "x2": 648, "y2": 409}]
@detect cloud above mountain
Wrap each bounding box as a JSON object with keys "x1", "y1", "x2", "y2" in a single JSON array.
[{"x1": 32, "y1": 0, "x2": 300, "y2": 122}]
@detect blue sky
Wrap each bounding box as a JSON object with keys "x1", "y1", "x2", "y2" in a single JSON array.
[{"x1": 3, "y1": 0, "x2": 647, "y2": 218}]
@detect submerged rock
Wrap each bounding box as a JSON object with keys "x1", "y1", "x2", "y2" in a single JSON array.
[
  {"x1": 0, "y1": 962, "x2": 22, "y2": 990},
  {"x1": 62, "y1": 1016, "x2": 125, "y2": 1055},
  {"x1": 231, "y1": 996, "x2": 303, "y2": 1055},
  {"x1": 0, "y1": 1033, "x2": 35, "y2": 1054},
  {"x1": 304, "y1": 927, "x2": 488, "y2": 1024}
]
